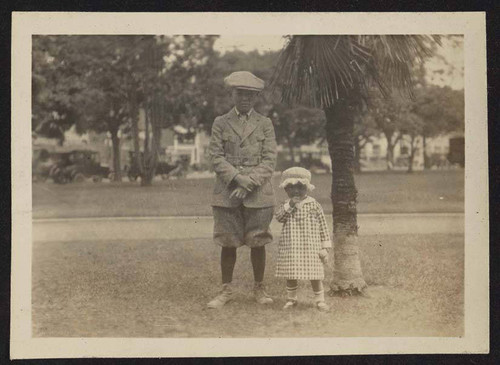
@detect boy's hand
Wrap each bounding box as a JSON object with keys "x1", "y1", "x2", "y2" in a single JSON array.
[
  {"x1": 235, "y1": 174, "x2": 259, "y2": 191},
  {"x1": 229, "y1": 186, "x2": 248, "y2": 200},
  {"x1": 318, "y1": 248, "x2": 329, "y2": 264}
]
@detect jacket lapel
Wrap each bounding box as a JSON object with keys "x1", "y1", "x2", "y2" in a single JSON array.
[
  {"x1": 240, "y1": 112, "x2": 258, "y2": 145},
  {"x1": 225, "y1": 108, "x2": 244, "y2": 139}
]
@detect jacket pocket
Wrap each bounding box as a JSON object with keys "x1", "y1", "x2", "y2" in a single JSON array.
[
  {"x1": 222, "y1": 133, "x2": 238, "y2": 155},
  {"x1": 262, "y1": 180, "x2": 274, "y2": 195},
  {"x1": 243, "y1": 132, "x2": 265, "y2": 153},
  {"x1": 214, "y1": 176, "x2": 225, "y2": 194}
]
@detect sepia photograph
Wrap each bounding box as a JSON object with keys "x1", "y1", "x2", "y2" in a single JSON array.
[{"x1": 11, "y1": 12, "x2": 488, "y2": 358}]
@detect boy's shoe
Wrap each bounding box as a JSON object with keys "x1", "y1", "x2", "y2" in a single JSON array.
[
  {"x1": 283, "y1": 300, "x2": 298, "y2": 310},
  {"x1": 253, "y1": 282, "x2": 273, "y2": 305},
  {"x1": 316, "y1": 301, "x2": 330, "y2": 312},
  {"x1": 207, "y1": 283, "x2": 233, "y2": 309}
]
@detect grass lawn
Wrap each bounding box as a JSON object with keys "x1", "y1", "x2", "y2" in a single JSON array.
[
  {"x1": 32, "y1": 170, "x2": 464, "y2": 218},
  {"x1": 32, "y1": 233, "x2": 463, "y2": 337}
]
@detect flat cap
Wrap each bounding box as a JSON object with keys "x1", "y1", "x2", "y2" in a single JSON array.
[{"x1": 224, "y1": 71, "x2": 265, "y2": 92}]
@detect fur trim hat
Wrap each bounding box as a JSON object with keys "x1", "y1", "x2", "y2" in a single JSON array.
[{"x1": 279, "y1": 167, "x2": 315, "y2": 191}]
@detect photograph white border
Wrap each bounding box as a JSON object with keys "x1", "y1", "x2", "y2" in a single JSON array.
[{"x1": 11, "y1": 12, "x2": 489, "y2": 358}]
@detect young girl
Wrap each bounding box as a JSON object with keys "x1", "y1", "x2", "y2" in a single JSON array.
[{"x1": 275, "y1": 167, "x2": 331, "y2": 311}]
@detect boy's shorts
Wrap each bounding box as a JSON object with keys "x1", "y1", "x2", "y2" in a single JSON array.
[{"x1": 212, "y1": 206, "x2": 274, "y2": 248}]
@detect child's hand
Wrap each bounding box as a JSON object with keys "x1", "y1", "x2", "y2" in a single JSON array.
[
  {"x1": 318, "y1": 248, "x2": 329, "y2": 264},
  {"x1": 289, "y1": 197, "x2": 301, "y2": 207}
]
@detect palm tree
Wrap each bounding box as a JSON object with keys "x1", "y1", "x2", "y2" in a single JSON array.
[{"x1": 270, "y1": 35, "x2": 439, "y2": 296}]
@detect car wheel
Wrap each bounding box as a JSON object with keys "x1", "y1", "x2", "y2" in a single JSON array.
[
  {"x1": 73, "y1": 173, "x2": 85, "y2": 183},
  {"x1": 55, "y1": 174, "x2": 67, "y2": 184},
  {"x1": 50, "y1": 166, "x2": 60, "y2": 178}
]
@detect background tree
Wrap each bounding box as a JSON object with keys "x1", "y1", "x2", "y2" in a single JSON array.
[
  {"x1": 32, "y1": 35, "x2": 218, "y2": 184},
  {"x1": 398, "y1": 111, "x2": 425, "y2": 173},
  {"x1": 129, "y1": 35, "x2": 218, "y2": 186},
  {"x1": 410, "y1": 85, "x2": 464, "y2": 168},
  {"x1": 367, "y1": 92, "x2": 408, "y2": 170},
  {"x1": 270, "y1": 35, "x2": 439, "y2": 295},
  {"x1": 32, "y1": 36, "x2": 95, "y2": 146},
  {"x1": 269, "y1": 104, "x2": 325, "y2": 165},
  {"x1": 353, "y1": 105, "x2": 378, "y2": 173}
]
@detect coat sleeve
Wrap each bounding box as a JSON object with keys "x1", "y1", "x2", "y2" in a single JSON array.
[
  {"x1": 316, "y1": 203, "x2": 332, "y2": 248},
  {"x1": 275, "y1": 201, "x2": 295, "y2": 223},
  {"x1": 248, "y1": 117, "x2": 277, "y2": 185},
  {"x1": 208, "y1": 117, "x2": 239, "y2": 187}
]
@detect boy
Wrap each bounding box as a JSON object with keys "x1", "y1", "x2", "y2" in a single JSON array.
[{"x1": 207, "y1": 71, "x2": 277, "y2": 309}]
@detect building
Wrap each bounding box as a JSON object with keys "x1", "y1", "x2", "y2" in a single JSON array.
[
  {"x1": 360, "y1": 132, "x2": 461, "y2": 171},
  {"x1": 275, "y1": 131, "x2": 463, "y2": 173}
]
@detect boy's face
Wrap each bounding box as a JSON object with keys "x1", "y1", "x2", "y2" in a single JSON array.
[
  {"x1": 232, "y1": 88, "x2": 259, "y2": 114},
  {"x1": 285, "y1": 183, "x2": 308, "y2": 199}
]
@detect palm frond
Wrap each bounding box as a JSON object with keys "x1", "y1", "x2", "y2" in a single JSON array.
[{"x1": 269, "y1": 35, "x2": 440, "y2": 108}]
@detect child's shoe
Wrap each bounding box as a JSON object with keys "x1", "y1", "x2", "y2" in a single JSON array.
[
  {"x1": 207, "y1": 283, "x2": 233, "y2": 309},
  {"x1": 283, "y1": 300, "x2": 298, "y2": 310},
  {"x1": 316, "y1": 301, "x2": 330, "y2": 312},
  {"x1": 253, "y1": 282, "x2": 273, "y2": 305}
]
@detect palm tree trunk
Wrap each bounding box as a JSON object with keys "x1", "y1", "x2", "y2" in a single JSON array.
[{"x1": 325, "y1": 101, "x2": 367, "y2": 294}]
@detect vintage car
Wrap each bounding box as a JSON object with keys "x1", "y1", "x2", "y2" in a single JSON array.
[
  {"x1": 125, "y1": 151, "x2": 181, "y2": 182},
  {"x1": 50, "y1": 149, "x2": 111, "y2": 184},
  {"x1": 448, "y1": 136, "x2": 465, "y2": 168},
  {"x1": 32, "y1": 148, "x2": 55, "y2": 182}
]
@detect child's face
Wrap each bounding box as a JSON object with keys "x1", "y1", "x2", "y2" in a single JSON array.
[{"x1": 284, "y1": 183, "x2": 308, "y2": 199}]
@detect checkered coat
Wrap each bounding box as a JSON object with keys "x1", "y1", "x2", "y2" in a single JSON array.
[{"x1": 275, "y1": 196, "x2": 332, "y2": 280}]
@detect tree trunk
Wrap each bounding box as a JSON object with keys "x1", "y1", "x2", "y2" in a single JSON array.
[
  {"x1": 130, "y1": 91, "x2": 143, "y2": 178},
  {"x1": 385, "y1": 134, "x2": 395, "y2": 171},
  {"x1": 109, "y1": 125, "x2": 122, "y2": 182},
  {"x1": 422, "y1": 134, "x2": 429, "y2": 169},
  {"x1": 141, "y1": 106, "x2": 154, "y2": 187},
  {"x1": 407, "y1": 136, "x2": 416, "y2": 173},
  {"x1": 325, "y1": 101, "x2": 367, "y2": 295},
  {"x1": 140, "y1": 97, "x2": 162, "y2": 187}
]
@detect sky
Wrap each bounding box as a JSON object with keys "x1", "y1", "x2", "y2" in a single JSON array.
[
  {"x1": 214, "y1": 35, "x2": 286, "y2": 54},
  {"x1": 214, "y1": 35, "x2": 464, "y2": 90}
]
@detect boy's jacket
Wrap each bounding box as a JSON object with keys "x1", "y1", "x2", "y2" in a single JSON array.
[{"x1": 209, "y1": 108, "x2": 277, "y2": 208}]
